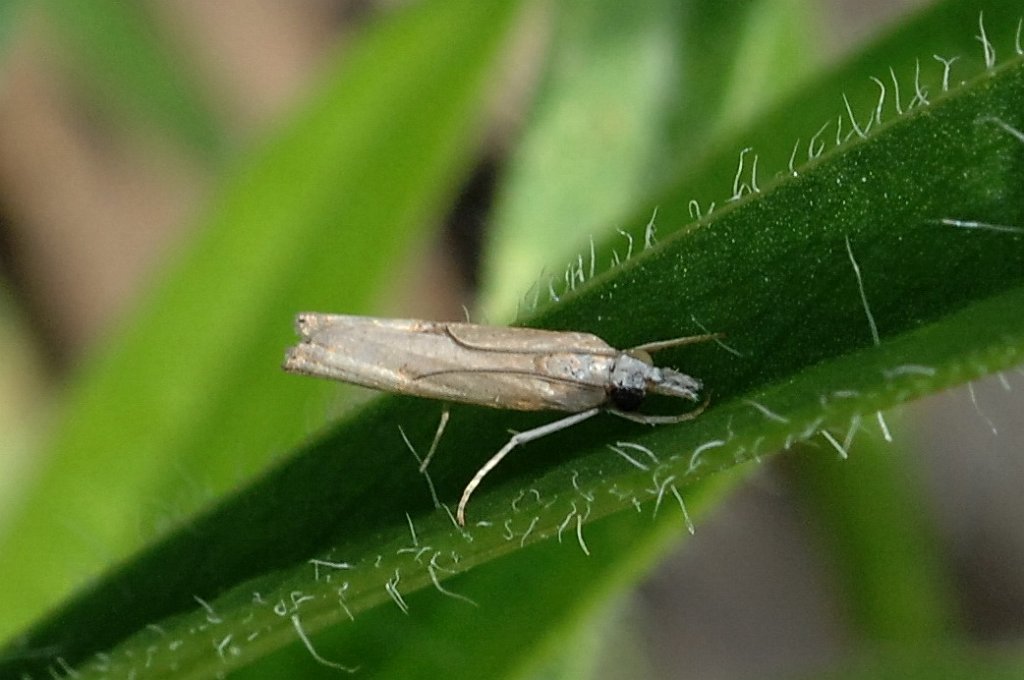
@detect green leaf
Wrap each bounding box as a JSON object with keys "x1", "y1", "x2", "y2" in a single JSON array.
[
  {"x1": 804, "y1": 645, "x2": 1024, "y2": 680},
  {"x1": 0, "y1": 285, "x2": 47, "y2": 528},
  {"x1": 479, "y1": 0, "x2": 819, "y2": 320},
  {"x1": 787, "y1": 409, "x2": 957, "y2": 642},
  {"x1": 37, "y1": 0, "x2": 226, "y2": 157},
  {"x1": 5, "y1": 1, "x2": 1024, "y2": 678},
  {"x1": 0, "y1": 0, "x2": 31, "y2": 59},
  {"x1": 0, "y1": 0, "x2": 522, "y2": 655}
]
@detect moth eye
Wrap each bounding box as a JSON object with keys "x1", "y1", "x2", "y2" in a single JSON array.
[
  {"x1": 609, "y1": 385, "x2": 645, "y2": 412},
  {"x1": 626, "y1": 349, "x2": 653, "y2": 366}
]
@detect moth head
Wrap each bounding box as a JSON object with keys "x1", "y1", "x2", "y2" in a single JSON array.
[{"x1": 609, "y1": 350, "x2": 704, "y2": 411}]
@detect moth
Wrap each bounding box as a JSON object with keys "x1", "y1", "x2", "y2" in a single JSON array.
[{"x1": 283, "y1": 313, "x2": 715, "y2": 525}]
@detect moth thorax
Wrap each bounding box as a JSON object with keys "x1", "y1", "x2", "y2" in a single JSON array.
[{"x1": 608, "y1": 351, "x2": 653, "y2": 411}]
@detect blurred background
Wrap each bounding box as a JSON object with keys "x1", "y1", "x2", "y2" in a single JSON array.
[{"x1": 2, "y1": 1, "x2": 1022, "y2": 678}]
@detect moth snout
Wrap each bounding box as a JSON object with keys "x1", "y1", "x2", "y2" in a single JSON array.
[{"x1": 654, "y1": 368, "x2": 702, "y2": 401}]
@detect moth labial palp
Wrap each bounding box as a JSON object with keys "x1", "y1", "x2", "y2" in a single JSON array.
[{"x1": 282, "y1": 313, "x2": 719, "y2": 526}]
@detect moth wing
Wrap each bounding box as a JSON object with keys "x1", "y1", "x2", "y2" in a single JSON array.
[
  {"x1": 439, "y1": 369, "x2": 609, "y2": 412},
  {"x1": 292, "y1": 313, "x2": 428, "y2": 341},
  {"x1": 444, "y1": 322, "x2": 617, "y2": 355},
  {"x1": 286, "y1": 315, "x2": 459, "y2": 389},
  {"x1": 284, "y1": 314, "x2": 611, "y2": 412}
]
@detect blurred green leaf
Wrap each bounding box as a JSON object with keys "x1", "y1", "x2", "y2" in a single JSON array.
[
  {"x1": 805, "y1": 645, "x2": 1024, "y2": 680},
  {"x1": 479, "y1": 0, "x2": 819, "y2": 320},
  {"x1": 0, "y1": 285, "x2": 47, "y2": 530},
  {"x1": 0, "y1": 0, "x2": 522, "y2": 652},
  {"x1": 0, "y1": 0, "x2": 30, "y2": 57},
  {"x1": 787, "y1": 409, "x2": 956, "y2": 642},
  {"x1": 39, "y1": 0, "x2": 226, "y2": 156}
]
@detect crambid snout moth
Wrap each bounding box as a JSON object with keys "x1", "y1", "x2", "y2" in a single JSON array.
[{"x1": 283, "y1": 314, "x2": 715, "y2": 525}]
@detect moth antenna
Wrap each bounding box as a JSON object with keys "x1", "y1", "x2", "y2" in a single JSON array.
[{"x1": 631, "y1": 332, "x2": 723, "y2": 354}]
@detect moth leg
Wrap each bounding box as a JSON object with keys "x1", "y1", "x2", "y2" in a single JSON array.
[
  {"x1": 609, "y1": 393, "x2": 711, "y2": 425},
  {"x1": 418, "y1": 407, "x2": 451, "y2": 472},
  {"x1": 456, "y1": 408, "x2": 601, "y2": 526},
  {"x1": 630, "y1": 333, "x2": 723, "y2": 354}
]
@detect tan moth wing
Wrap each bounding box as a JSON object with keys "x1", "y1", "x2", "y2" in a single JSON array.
[
  {"x1": 282, "y1": 314, "x2": 615, "y2": 411},
  {"x1": 442, "y1": 322, "x2": 617, "y2": 355}
]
